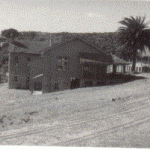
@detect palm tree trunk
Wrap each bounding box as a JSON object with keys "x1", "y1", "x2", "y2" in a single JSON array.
[{"x1": 132, "y1": 48, "x2": 137, "y2": 72}]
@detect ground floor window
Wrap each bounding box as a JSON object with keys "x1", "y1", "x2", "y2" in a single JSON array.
[
  {"x1": 129, "y1": 66, "x2": 132, "y2": 72},
  {"x1": 125, "y1": 65, "x2": 129, "y2": 72},
  {"x1": 139, "y1": 67, "x2": 142, "y2": 72},
  {"x1": 116, "y1": 65, "x2": 123, "y2": 73},
  {"x1": 14, "y1": 75, "x2": 18, "y2": 82},
  {"x1": 107, "y1": 65, "x2": 113, "y2": 73},
  {"x1": 54, "y1": 81, "x2": 59, "y2": 90}
]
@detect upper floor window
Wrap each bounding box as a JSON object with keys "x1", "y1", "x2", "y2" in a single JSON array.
[
  {"x1": 14, "y1": 56, "x2": 19, "y2": 64},
  {"x1": 83, "y1": 65, "x2": 94, "y2": 72},
  {"x1": 83, "y1": 66, "x2": 90, "y2": 71},
  {"x1": 57, "y1": 57, "x2": 68, "y2": 70},
  {"x1": 27, "y1": 57, "x2": 30, "y2": 62}
]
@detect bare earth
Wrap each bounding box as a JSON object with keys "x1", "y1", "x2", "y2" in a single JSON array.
[{"x1": 0, "y1": 73, "x2": 150, "y2": 147}]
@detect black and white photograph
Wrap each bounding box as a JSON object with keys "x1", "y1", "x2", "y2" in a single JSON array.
[{"x1": 0, "y1": 0, "x2": 150, "y2": 148}]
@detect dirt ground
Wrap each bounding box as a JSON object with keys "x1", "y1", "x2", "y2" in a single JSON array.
[{"x1": 0, "y1": 73, "x2": 150, "y2": 147}]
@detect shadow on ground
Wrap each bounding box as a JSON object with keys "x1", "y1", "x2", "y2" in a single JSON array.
[{"x1": 96, "y1": 73, "x2": 147, "y2": 86}]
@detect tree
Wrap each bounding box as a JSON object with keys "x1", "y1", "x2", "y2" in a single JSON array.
[
  {"x1": 117, "y1": 16, "x2": 150, "y2": 71},
  {"x1": 2, "y1": 28, "x2": 19, "y2": 40},
  {"x1": 29, "y1": 32, "x2": 37, "y2": 40},
  {"x1": 1, "y1": 28, "x2": 28, "y2": 49}
]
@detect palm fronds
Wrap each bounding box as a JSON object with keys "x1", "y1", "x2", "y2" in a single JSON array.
[{"x1": 117, "y1": 16, "x2": 150, "y2": 70}]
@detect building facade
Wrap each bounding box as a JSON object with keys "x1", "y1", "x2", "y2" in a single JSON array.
[
  {"x1": 8, "y1": 52, "x2": 43, "y2": 89},
  {"x1": 8, "y1": 40, "x2": 48, "y2": 89},
  {"x1": 42, "y1": 37, "x2": 113, "y2": 93},
  {"x1": 8, "y1": 37, "x2": 129, "y2": 93}
]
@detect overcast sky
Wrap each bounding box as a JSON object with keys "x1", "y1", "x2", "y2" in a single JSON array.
[{"x1": 1, "y1": 0, "x2": 150, "y2": 33}]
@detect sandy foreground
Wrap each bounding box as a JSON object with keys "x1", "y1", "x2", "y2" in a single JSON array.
[{"x1": 0, "y1": 73, "x2": 150, "y2": 147}]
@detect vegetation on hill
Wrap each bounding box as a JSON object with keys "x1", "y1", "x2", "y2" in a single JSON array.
[{"x1": 15, "y1": 31, "x2": 118, "y2": 54}]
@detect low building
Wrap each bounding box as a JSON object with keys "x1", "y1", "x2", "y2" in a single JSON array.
[{"x1": 112, "y1": 55, "x2": 130, "y2": 73}]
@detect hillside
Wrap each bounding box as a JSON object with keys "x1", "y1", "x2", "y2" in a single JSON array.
[{"x1": 18, "y1": 31, "x2": 118, "y2": 54}]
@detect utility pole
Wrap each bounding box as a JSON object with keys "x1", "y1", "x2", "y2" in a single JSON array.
[{"x1": 49, "y1": 34, "x2": 52, "y2": 47}]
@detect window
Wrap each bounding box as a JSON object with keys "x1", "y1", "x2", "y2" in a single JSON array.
[
  {"x1": 135, "y1": 67, "x2": 139, "y2": 72},
  {"x1": 83, "y1": 66, "x2": 90, "y2": 71},
  {"x1": 14, "y1": 56, "x2": 19, "y2": 64},
  {"x1": 26, "y1": 76, "x2": 30, "y2": 88},
  {"x1": 27, "y1": 57, "x2": 30, "y2": 61},
  {"x1": 57, "y1": 57, "x2": 68, "y2": 70},
  {"x1": 27, "y1": 57, "x2": 30, "y2": 66},
  {"x1": 125, "y1": 65, "x2": 129, "y2": 72},
  {"x1": 26, "y1": 76, "x2": 30, "y2": 83},
  {"x1": 129, "y1": 66, "x2": 132, "y2": 72},
  {"x1": 107, "y1": 65, "x2": 113, "y2": 73},
  {"x1": 83, "y1": 65, "x2": 94, "y2": 72},
  {"x1": 83, "y1": 65, "x2": 95, "y2": 79},
  {"x1": 14, "y1": 75, "x2": 18, "y2": 82},
  {"x1": 54, "y1": 81, "x2": 59, "y2": 90},
  {"x1": 116, "y1": 65, "x2": 123, "y2": 73}
]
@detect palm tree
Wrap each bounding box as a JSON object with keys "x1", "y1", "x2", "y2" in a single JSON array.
[{"x1": 117, "y1": 16, "x2": 150, "y2": 71}]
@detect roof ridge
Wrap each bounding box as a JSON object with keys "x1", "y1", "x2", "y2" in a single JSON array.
[{"x1": 40, "y1": 36, "x2": 111, "y2": 57}]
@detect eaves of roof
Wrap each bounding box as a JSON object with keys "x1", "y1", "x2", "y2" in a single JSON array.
[{"x1": 111, "y1": 55, "x2": 130, "y2": 65}]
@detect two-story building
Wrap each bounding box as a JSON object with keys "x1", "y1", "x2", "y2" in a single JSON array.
[
  {"x1": 41, "y1": 37, "x2": 129, "y2": 93},
  {"x1": 8, "y1": 37, "x2": 129, "y2": 93},
  {"x1": 8, "y1": 40, "x2": 49, "y2": 89}
]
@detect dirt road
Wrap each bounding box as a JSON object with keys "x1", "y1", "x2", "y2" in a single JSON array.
[{"x1": 0, "y1": 74, "x2": 150, "y2": 147}]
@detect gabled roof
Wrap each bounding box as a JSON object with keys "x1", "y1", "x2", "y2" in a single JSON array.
[
  {"x1": 9, "y1": 40, "x2": 50, "y2": 54},
  {"x1": 41, "y1": 37, "x2": 109, "y2": 55},
  {"x1": 41, "y1": 37, "x2": 130, "y2": 65},
  {"x1": 41, "y1": 37, "x2": 113, "y2": 62}
]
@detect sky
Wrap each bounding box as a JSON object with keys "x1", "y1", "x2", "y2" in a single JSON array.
[{"x1": 1, "y1": 0, "x2": 150, "y2": 33}]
